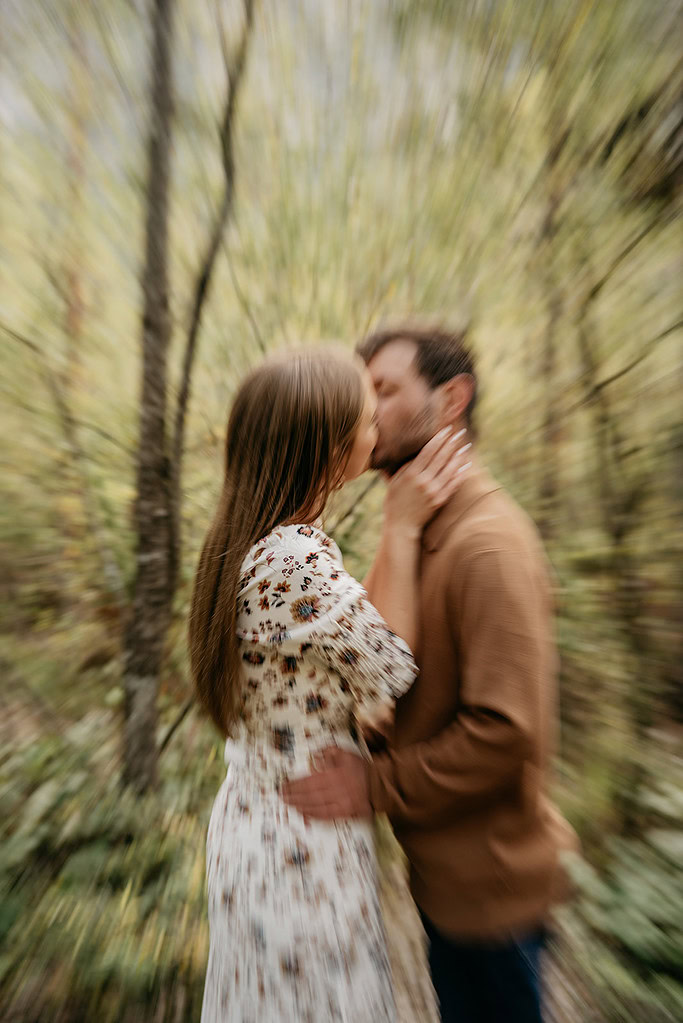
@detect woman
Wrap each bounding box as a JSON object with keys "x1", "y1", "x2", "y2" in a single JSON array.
[{"x1": 190, "y1": 347, "x2": 466, "y2": 1022}]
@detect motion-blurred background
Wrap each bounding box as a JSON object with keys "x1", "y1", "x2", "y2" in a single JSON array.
[{"x1": 1, "y1": 1, "x2": 681, "y2": 1020}]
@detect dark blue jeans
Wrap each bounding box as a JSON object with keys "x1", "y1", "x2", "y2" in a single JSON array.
[{"x1": 419, "y1": 910, "x2": 546, "y2": 1023}]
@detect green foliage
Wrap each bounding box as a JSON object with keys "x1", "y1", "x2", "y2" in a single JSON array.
[
  {"x1": 0, "y1": 711, "x2": 224, "y2": 1021},
  {"x1": 557, "y1": 742, "x2": 683, "y2": 1022}
]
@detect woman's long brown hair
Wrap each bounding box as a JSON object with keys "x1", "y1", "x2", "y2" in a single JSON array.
[{"x1": 189, "y1": 348, "x2": 365, "y2": 736}]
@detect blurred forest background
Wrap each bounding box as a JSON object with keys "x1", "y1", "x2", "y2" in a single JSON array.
[{"x1": 1, "y1": 0, "x2": 681, "y2": 1020}]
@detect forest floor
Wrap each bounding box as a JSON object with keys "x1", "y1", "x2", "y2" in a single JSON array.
[{"x1": 4, "y1": 687, "x2": 676, "y2": 1023}]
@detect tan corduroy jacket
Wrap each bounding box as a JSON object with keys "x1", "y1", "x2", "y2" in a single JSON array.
[{"x1": 367, "y1": 462, "x2": 579, "y2": 940}]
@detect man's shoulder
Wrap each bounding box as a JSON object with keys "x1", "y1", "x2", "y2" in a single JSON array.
[{"x1": 445, "y1": 483, "x2": 543, "y2": 562}]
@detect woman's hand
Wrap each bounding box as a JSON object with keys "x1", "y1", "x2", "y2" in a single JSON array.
[{"x1": 383, "y1": 427, "x2": 471, "y2": 540}]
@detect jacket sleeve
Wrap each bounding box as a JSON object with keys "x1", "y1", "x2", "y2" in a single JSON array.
[{"x1": 366, "y1": 545, "x2": 550, "y2": 827}]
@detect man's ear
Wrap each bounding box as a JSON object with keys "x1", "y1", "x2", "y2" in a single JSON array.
[{"x1": 440, "y1": 374, "x2": 474, "y2": 426}]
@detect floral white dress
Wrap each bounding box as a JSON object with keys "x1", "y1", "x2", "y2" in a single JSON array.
[{"x1": 200, "y1": 523, "x2": 418, "y2": 1023}]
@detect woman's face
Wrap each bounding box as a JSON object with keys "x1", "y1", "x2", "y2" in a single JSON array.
[{"x1": 342, "y1": 368, "x2": 379, "y2": 482}]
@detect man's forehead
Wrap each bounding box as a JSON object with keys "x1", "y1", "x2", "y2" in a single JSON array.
[{"x1": 367, "y1": 338, "x2": 418, "y2": 382}]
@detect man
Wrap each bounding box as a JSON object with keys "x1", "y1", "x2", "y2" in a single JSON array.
[{"x1": 283, "y1": 326, "x2": 578, "y2": 1023}]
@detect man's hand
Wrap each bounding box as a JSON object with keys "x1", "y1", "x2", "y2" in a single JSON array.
[{"x1": 280, "y1": 747, "x2": 371, "y2": 820}]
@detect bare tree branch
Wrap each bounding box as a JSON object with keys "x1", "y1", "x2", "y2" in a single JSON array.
[
  {"x1": 169, "y1": 0, "x2": 256, "y2": 591},
  {"x1": 592, "y1": 318, "x2": 683, "y2": 393},
  {"x1": 0, "y1": 320, "x2": 127, "y2": 605},
  {"x1": 3, "y1": 385, "x2": 133, "y2": 457},
  {"x1": 564, "y1": 317, "x2": 683, "y2": 416},
  {"x1": 74, "y1": 420, "x2": 134, "y2": 456},
  {"x1": 222, "y1": 235, "x2": 267, "y2": 355},
  {"x1": 585, "y1": 215, "x2": 671, "y2": 305},
  {"x1": 159, "y1": 694, "x2": 195, "y2": 753}
]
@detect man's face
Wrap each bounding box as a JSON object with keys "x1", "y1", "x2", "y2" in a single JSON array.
[{"x1": 367, "y1": 339, "x2": 440, "y2": 475}]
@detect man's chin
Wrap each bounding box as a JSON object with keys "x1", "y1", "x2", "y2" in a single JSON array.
[
  {"x1": 370, "y1": 450, "x2": 394, "y2": 475},
  {"x1": 370, "y1": 449, "x2": 418, "y2": 478}
]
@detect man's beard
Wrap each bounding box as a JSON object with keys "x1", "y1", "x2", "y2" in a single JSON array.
[
  {"x1": 371, "y1": 406, "x2": 438, "y2": 477},
  {"x1": 370, "y1": 443, "x2": 423, "y2": 477}
]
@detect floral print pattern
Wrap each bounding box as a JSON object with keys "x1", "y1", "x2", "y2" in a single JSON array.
[{"x1": 201, "y1": 524, "x2": 418, "y2": 1022}]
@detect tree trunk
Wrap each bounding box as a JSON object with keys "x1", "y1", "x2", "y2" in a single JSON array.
[
  {"x1": 122, "y1": 0, "x2": 176, "y2": 794},
  {"x1": 575, "y1": 262, "x2": 652, "y2": 834}
]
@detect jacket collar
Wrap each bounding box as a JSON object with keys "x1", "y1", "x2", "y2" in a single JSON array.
[{"x1": 422, "y1": 457, "x2": 501, "y2": 552}]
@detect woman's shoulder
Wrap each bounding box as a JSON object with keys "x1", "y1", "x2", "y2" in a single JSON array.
[
  {"x1": 236, "y1": 523, "x2": 352, "y2": 638},
  {"x1": 252, "y1": 522, "x2": 339, "y2": 555},
  {"x1": 241, "y1": 523, "x2": 342, "y2": 576}
]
